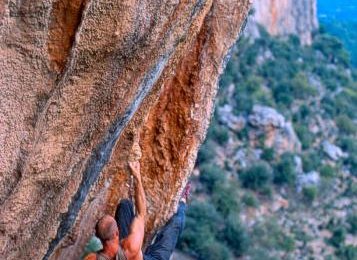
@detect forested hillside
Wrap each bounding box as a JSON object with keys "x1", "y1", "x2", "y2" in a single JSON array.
[
  {"x1": 178, "y1": 26, "x2": 357, "y2": 260},
  {"x1": 318, "y1": 0, "x2": 357, "y2": 66}
]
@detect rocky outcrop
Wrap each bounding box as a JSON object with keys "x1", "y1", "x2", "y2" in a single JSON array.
[
  {"x1": 217, "y1": 104, "x2": 246, "y2": 133},
  {"x1": 0, "y1": 1, "x2": 250, "y2": 259},
  {"x1": 246, "y1": 0, "x2": 318, "y2": 45},
  {"x1": 248, "y1": 105, "x2": 301, "y2": 154},
  {"x1": 322, "y1": 140, "x2": 346, "y2": 161}
]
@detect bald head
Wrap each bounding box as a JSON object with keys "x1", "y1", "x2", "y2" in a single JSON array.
[{"x1": 96, "y1": 215, "x2": 118, "y2": 242}]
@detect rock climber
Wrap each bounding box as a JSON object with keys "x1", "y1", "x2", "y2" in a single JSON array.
[{"x1": 84, "y1": 151, "x2": 190, "y2": 260}]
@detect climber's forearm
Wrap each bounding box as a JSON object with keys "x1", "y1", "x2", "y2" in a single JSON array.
[{"x1": 134, "y1": 177, "x2": 147, "y2": 218}]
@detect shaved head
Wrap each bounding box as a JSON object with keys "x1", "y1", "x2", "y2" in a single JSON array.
[{"x1": 96, "y1": 215, "x2": 118, "y2": 241}]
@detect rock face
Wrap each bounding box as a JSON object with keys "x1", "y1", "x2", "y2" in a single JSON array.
[
  {"x1": 0, "y1": 1, "x2": 250, "y2": 259},
  {"x1": 247, "y1": 0, "x2": 318, "y2": 45}
]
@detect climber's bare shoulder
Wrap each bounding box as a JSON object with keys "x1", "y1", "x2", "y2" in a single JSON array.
[
  {"x1": 121, "y1": 215, "x2": 145, "y2": 260},
  {"x1": 121, "y1": 239, "x2": 143, "y2": 260}
]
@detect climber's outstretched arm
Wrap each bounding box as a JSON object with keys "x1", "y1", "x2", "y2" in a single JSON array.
[
  {"x1": 129, "y1": 161, "x2": 147, "y2": 218},
  {"x1": 122, "y1": 161, "x2": 146, "y2": 258}
]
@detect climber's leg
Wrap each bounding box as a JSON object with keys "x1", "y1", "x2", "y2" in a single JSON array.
[
  {"x1": 115, "y1": 199, "x2": 135, "y2": 240},
  {"x1": 144, "y1": 202, "x2": 186, "y2": 260}
]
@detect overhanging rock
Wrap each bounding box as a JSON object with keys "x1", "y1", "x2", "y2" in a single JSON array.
[{"x1": 0, "y1": 1, "x2": 250, "y2": 259}]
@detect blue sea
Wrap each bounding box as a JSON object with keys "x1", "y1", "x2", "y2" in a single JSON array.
[{"x1": 318, "y1": 0, "x2": 357, "y2": 21}]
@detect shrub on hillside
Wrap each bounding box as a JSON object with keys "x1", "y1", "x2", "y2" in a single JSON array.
[
  {"x1": 272, "y1": 81, "x2": 294, "y2": 108},
  {"x1": 344, "y1": 155, "x2": 357, "y2": 176},
  {"x1": 224, "y1": 215, "x2": 250, "y2": 256},
  {"x1": 293, "y1": 104, "x2": 311, "y2": 123},
  {"x1": 302, "y1": 186, "x2": 318, "y2": 203},
  {"x1": 207, "y1": 120, "x2": 229, "y2": 145},
  {"x1": 239, "y1": 162, "x2": 272, "y2": 191},
  {"x1": 329, "y1": 227, "x2": 346, "y2": 248},
  {"x1": 251, "y1": 218, "x2": 295, "y2": 253},
  {"x1": 302, "y1": 151, "x2": 321, "y2": 172},
  {"x1": 197, "y1": 141, "x2": 216, "y2": 164},
  {"x1": 295, "y1": 124, "x2": 314, "y2": 150},
  {"x1": 313, "y1": 34, "x2": 350, "y2": 66},
  {"x1": 242, "y1": 192, "x2": 259, "y2": 208},
  {"x1": 322, "y1": 91, "x2": 357, "y2": 119},
  {"x1": 336, "y1": 245, "x2": 357, "y2": 260},
  {"x1": 261, "y1": 147, "x2": 275, "y2": 162},
  {"x1": 345, "y1": 181, "x2": 357, "y2": 197},
  {"x1": 199, "y1": 164, "x2": 225, "y2": 193},
  {"x1": 290, "y1": 73, "x2": 318, "y2": 99},
  {"x1": 336, "y1": 115, "x2": 356, "y2": 135},
  {"x1": 179, "y1": 201, "x2": 223, "y2": 256},
  {"x1": 319, "y1": 165, "x2": 336, "y2": 178},
  {"x1": 212, "y1": 183, "x2": 240, "y2": 217},
  {"x1": 339, "y1": 136, "x2": 357, "y2": 154},
  {"x1": 347, "y1": 213, "x2": 357, "y2": 235},
  {"x1": 199, "y1": 241, "x2": 232, "y2": 260},
  {"x1": 273, "y1": 153, "x2": 297, "y2": 186}
]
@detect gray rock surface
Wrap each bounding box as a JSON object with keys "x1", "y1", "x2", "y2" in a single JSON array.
[
  {"x1": 297, "y1": 171, "x2": 320, "y2": 192},
  {"x1": 218, "y1": 104, "x2": 246, "y2": 132},
  {"x1": 249, "y1": 105, "x2": 285, "y2": 128},
  {"x1": 248, "y1": 105, "x2": 301, "y2": 154},
  {"x1": 322, "y1": 140, "x2": 346, "y2": 161}
]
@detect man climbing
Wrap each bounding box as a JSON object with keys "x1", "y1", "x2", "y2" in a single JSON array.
[
  {"x1": 84, "y1": 153, "x2": 190, "y2": 260},
  {"x1": 84, "y1": 160, "x2": 146, "y2": 260}
]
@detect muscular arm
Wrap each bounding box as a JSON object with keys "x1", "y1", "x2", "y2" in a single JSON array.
[
  {"x1": 133, "y1": 174, "x2": 147, "y2": 218},
  {"x1": 122, "y1": 161, "x2": 146, "y2": 259}
]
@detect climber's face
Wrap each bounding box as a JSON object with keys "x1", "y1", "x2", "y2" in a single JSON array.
[{"x1": 105, "y1": 232, "x2": 119, "y2": 257}]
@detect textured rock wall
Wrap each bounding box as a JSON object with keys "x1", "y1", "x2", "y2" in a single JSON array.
[
  {"x1": 0, "y1": 0, "x2": 250, "y2": 259},
  {"x1": 248, "y1": 0, "x2": 318, "y2": 45}
]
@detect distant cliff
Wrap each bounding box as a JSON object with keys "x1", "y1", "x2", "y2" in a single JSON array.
[{"x1": 247, "y1": 0, "x2": 318, "y2": 45}]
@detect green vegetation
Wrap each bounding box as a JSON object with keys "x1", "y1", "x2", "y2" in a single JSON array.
[
  {"x1": 197, "y1": 141, "x2": 216, "y2": 164},
  {"x1": 336, "y1": 245, "x2": 357, "y2": 260},
  {"x1": 302, "y1": 186, "x2": 318, "y2": 203},
  {"x1": 295, "y1": 125, "x2": 314, "y2": 150},
  {"x1": 199, "y1": 164, "x2": 225, "y2": 192},
  {"x1": 242, "y1": 192, "x2": 259, "y2": 208},
  {"x1": 347, "y1": 213, "x2": 357, "y2": 235},
  {"x1": 273, "y1": 153, "x2": 297, "y2": 186},
  {"x1": 179, "y1": 201, "x2": 225, "y2": 259},
  {"x1": 239, "y1": 162, "x2": 272, "y2": 191},
  {"x1": 212, "y1": 183, "x2": 240, "y2": 217},
  {"x1": 302, "y1": 151, "x2": 321, "y2": 173},
  {"x1": 249, "y1": 218, "x2": 295, "y2": 254},
  {"x1": 261, "y1": 147, "x2": 275, "y2": 162},
  {"x1": 224, "y1": 215, "x2": 250, "y2": 256},
  {"x1": 179, "y1": 172, "x2": 249, "y2": 259},
  {"x1": 321, "y1": 21, "x2": 357, "y2": 67},
  {"x1": 329, "y1": 227, "x2": 346, "y2": 248},
  {"x1": 207, "y1": 119, "x2": 229, "y2": 145},
  {"x1": 319, "y1": 165, "x2": 336, "y2": 178},
  {"x1": 180, "y1": 25, "x2": 357, "y2": 259},
  {"x1": 336, "y1": 115, "x2": 357, "y2": 135}
]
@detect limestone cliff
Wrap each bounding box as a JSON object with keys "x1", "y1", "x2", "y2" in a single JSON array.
[
  {"x1": 247, "y1": 0, "x2": 318, "y2": 45},
  {"x1": 0, "y1": 0, "x2": 250, "y2": 259}
]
